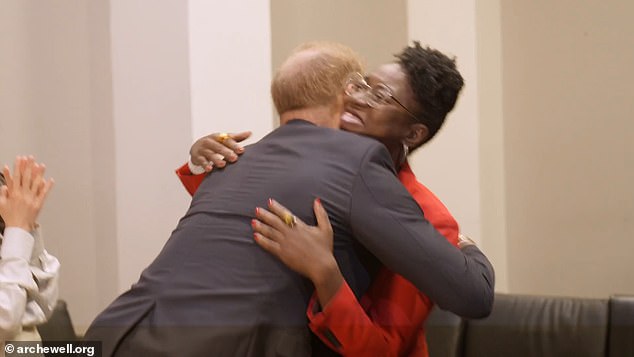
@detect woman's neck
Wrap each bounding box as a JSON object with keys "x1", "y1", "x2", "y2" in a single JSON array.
[{"x1": 385, "y1": 142, "x2": 407, "y2": 170}]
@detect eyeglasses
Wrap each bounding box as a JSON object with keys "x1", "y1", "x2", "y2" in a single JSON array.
[{"x1": 344, "y1": 72, "x2": 418, "y2": 120}]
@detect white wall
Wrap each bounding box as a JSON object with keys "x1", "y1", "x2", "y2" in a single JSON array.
[
  {"x1": 188, "y1": 0, "x2": 273, "y2": 143},
  {"x1": 109, "y1": 0, "x2": 193, "y2": 296}
]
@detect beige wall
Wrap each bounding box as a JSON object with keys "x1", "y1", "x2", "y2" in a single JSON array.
[
  {"x1": 502, "y1": 0, "x2": 634, "y2": 298},
  {"x1": 407, "y1": 0, "x2": 484, "y2": 256},
  {"x1": 0, "y1": 0, "x2": 193, "y2": 332},
  {"x1": 271, "y1": 0, "x2": 408, "y2": 80},
  {"x1": 476, "y1": 0, "x2": 508, "y2": 291},
  {"x1": 0, "y1": 0, "x2": 105, "y2": 331}
]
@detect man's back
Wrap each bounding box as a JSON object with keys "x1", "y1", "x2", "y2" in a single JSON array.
[
  {"x1": 141, "y1": 119, "x2": 385, "y2": 323},
  {"x1": 85, "y1": 119, "x2": 398, "y2": 356},
  {"x1": 87, "y1": 119, "x2": 494, "y2": 357}
]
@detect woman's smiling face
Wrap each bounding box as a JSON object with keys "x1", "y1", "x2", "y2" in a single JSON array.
[{"x1": 340, "y1": 63, "x2": 423, "y2": 151}]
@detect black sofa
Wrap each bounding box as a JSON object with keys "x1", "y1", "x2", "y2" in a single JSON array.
[
  {"x1": 425, "y1": 293, "x2": 634, "y2": 357},
  {"x1": 39, "y1": 294, "x2": 634, "y2": 357}
]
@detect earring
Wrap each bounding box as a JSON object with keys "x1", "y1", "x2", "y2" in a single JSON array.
[
  {"x1": 403, "y1": 143, "x2": 410, "y2": 158},
  {"x1": 399, "y1": 142, "x2": 410, "y2": 167}
]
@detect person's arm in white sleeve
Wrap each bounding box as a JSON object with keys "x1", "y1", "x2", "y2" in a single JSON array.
[
  {"x1": 0, "y1": 156, "x2": 58, "y2": 338},
  {"x1": 0, "y1": 227, "x2": 37, "y2": 339},
  {"x1": 23, "y1": 226, "x2": 60, "y2": 326}
]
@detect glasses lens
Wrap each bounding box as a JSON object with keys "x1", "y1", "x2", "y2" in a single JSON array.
[{"x1": 372, "y1": 85, "x2": 392, "y2": 105}]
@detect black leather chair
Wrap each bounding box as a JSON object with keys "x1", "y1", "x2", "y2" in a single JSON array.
[
  {"x1": 425, "y1": 293, "x2": 634, "y2": 357},
  {"x1": 425, "y1": 305, "x2": 463, "y2": 357}
]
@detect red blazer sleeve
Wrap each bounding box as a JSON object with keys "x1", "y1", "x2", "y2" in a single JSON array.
[
  {"x1": 308, "y1": 270, "x2": 432, "y2": 357},
  {"x1": 307, "y1": 162, "x2": 460, "y2": 356},
  {"x1": 175, "y1": 163, "x2": 205, "y2": 196}
]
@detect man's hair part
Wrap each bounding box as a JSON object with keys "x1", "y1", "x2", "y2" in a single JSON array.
[{"x1": 271, "y1": 41, "x2": 364, "y2": 114}]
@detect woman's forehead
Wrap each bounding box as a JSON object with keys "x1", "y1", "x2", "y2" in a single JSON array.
[{"x1": 366, "y1": 63, "x2": 407, "y2": 88}]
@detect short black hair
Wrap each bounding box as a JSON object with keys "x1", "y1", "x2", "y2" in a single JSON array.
[
  {"x1": 395, "y1": 41, "x2": 464, "y2": 149},
  {"x1": 0, "y1": 172, "x2": 5, "y2": 235}
]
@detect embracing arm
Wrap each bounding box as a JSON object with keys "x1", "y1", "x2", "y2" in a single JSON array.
[
  {"x1": 306, "y1": 274, "x2": 432, "y2": 357},
  {"x1": 253, "y1": 199, "x2": 343, "y2": 307},
  {"x1": 350, "y1": 145, "x2": 495, "y2": 318},
  {"x1": 253, "y1": 200, "x2": 433, "y2": 356},
  {"x1": 306, "y1": 177, "x2": 463, "y2": 356},
  {"x1": 176, "y1": 131, "x2": 251, "y2": 196}
]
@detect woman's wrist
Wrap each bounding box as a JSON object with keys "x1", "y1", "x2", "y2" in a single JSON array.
[{"x1": 310, "y1": 257, "x2": 344, "y2": 309}]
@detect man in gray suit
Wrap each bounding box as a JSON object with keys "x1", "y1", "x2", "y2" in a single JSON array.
[{"x1": 84, "y1": 42, "x2": 494, "y2": 357}]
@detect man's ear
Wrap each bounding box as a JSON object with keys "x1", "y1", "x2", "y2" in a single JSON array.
[
  {"x1": 403, "y1": 123, "x2": 429, "y2": 148},
  {"x1": 330, "y1": 93, "x2": 345, "y2": 114}
]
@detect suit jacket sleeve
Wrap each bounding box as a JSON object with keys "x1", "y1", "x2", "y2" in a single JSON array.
[
  {"x1": 175, "y1": 163, "x2": 205, "y2": 196},
  {"x1": 307, "y1": 167, "x2": 461, "y2": 356},
  {"x1": 349, "y1": 145, "x2": 495, "y2": 318}
]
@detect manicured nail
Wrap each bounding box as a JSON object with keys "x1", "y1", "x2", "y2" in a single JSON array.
[
  {"x1": 251, "y1": 219, "x2": 257, "y2": 228},
  {"x1": 316, "y1": 198, "x2": 322, "y2": 205},
  {"x1": 268, "y1": 198, "x2": 274, "y2": 206},
  {"x1": 255, "y1": 207, "x2": 260, "y2": 215},
  {"x1": 253, "y1": 233, "x2": 258, "y2": 241}
]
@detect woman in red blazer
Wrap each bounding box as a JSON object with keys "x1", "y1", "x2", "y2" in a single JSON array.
[{"x1": 177, "y1": 42, "x2": 482, "y2": 356}]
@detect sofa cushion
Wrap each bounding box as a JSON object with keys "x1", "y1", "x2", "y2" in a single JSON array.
[{"x1": 463, "y1": 293, "x2": 608, "y2": 357}]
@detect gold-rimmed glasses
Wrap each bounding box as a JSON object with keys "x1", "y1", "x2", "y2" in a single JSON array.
[{"x1": 344, "y1": 72, "x2": 418, "y2": 120}]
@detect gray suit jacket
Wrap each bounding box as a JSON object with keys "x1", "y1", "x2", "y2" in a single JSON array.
[{"x1": 84, "y1": 119, "x2": 494, "y2": 357}]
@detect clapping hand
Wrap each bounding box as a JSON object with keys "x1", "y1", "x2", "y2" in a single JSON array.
[{"x1": 0, "y1": 156, "x2": 54, "y2": 232}]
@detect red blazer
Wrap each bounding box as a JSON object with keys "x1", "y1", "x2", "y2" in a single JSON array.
[{"x1": 175, "y1": 161, "x2": 459, "y2": 357}]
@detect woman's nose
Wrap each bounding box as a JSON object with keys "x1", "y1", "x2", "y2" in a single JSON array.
[{"x1": 344, "y1": 91, "x2": 371, "y2": 108}]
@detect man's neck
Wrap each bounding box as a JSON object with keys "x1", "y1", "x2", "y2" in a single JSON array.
[{"x1": 279, "y1": 105, "x2": 340, "y2": 129}]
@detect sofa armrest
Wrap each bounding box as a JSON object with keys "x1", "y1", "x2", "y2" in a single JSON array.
[
  {"x1": 37, "y1": 299, "x2": 78, "y2": 341},
  {"x1": 609, "y1": 295, "x2": 634, "y2": 357}
]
